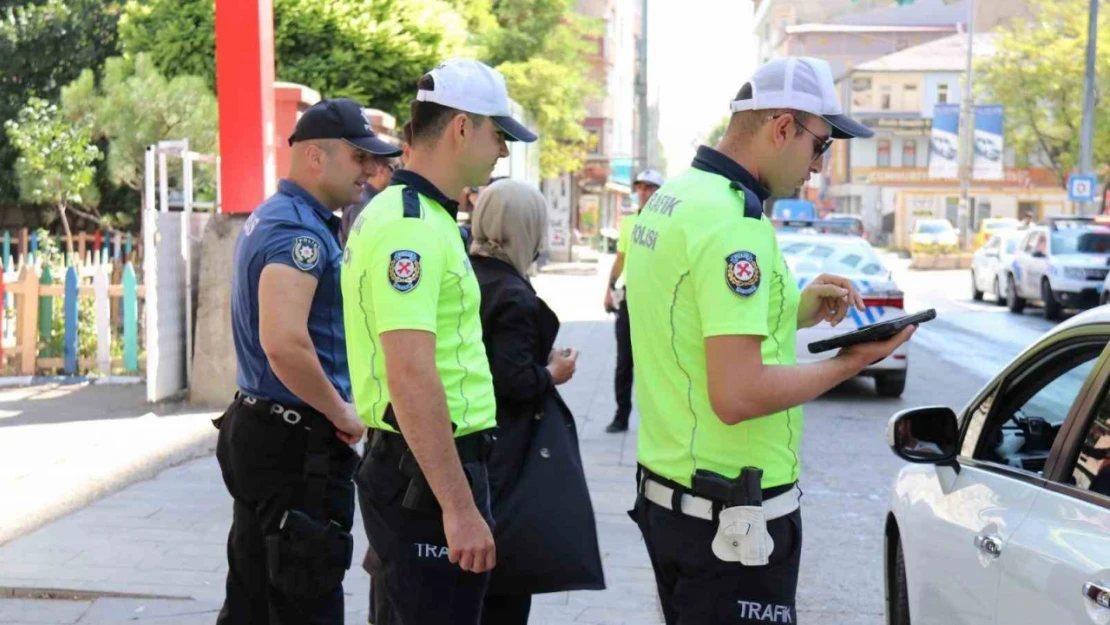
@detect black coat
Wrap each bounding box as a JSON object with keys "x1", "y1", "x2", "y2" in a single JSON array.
[
  {"x1": 471, "y1": 255, "x2": 605, "y2": 596},
  {"x1": 471, "y1": 255, "x2": 558, "y2": 502}
]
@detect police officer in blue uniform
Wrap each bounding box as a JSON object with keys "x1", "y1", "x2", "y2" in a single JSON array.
[{"x1": 217, "y1": 97, "x2": 402, "y2": 625}]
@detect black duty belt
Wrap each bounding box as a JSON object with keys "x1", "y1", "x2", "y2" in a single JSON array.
[{"x1": 368, "y1": 427, "x2": 493, "y2": 465}]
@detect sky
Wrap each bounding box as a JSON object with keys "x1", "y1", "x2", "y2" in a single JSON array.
[{"x1": 649, "y1": 0, "x2": 758, "y2": 177}]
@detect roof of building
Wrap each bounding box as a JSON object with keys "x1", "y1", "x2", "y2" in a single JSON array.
[
  {"x1": 785, "y1": 24, "x2": 957, "y2": 34},
  {"x1": 852, "y1": 32, "x2": 998, "y2": 73},
  {"x1": 832, "y1": 0, "x2": 972, "y2": 27}
]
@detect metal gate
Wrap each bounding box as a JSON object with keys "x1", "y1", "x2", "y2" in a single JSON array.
[{"x1": 142, "y1": 140, "x2": 220, "y2": 402}]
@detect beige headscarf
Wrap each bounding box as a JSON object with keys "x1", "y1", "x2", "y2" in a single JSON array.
[{"x1": 469, "y1": 179, "x2": 548, "y2": 277}]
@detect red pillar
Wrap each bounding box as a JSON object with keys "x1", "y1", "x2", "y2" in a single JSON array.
[{"x1": 215, "y1": 0, "x2": 276, "y2": 214}]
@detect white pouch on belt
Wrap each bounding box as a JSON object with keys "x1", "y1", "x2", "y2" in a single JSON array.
[{"x1": 711, "y1": 505, "x2": 774, "y2": 565}]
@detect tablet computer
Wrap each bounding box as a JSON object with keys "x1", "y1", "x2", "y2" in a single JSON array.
[{"x1": 807, "y1": 309, "x2": 935, "y2": 354}]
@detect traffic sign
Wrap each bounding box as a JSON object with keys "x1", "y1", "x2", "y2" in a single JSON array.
[{"x1": 1068, "y1": 174, "x2": 1098, "y2": 202}]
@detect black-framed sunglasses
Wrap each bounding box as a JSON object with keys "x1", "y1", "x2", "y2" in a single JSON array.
[{"x1": 770, "y1": 113, "x2": 833, "y2": 160}]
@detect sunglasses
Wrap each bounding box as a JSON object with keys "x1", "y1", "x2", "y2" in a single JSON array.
[{"x1": 770, "y1": 114, "x2": 833, "y2": 160}]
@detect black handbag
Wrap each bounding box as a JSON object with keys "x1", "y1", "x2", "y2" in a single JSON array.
[{"x1": 487, "y1": 390, "x2": 606, "y2": 595}]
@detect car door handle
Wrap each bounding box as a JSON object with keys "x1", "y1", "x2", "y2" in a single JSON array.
[
  {"x1": 974, "y1": 534, "x2": 1003, "y2": 558},
  {"x1": 1083, "y1": 582, "x2": 1110, "y2": 610}
]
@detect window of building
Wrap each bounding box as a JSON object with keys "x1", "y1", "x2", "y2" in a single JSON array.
[
  {"x1": 880, "y1": 85, "x2": 892, "y2": 110},
  {"x1": 902, "y1": 84, "x2": 920, "y2": 111},
  {"x1": 945, "y1": 197, "x2": 959, "y2": 224},
  {"x1": 902, "y1": 140, "x2": 917, "y2": 168},
  {"x1": 974, "y1": 199, "x2": 991, "y2": 231},
  {"x1": 852, "y1": 77, "x2": 874, "y2": 110},
  {"x1": 937, "y1": 83, "x2": 949, "y2": 104},
  {"x1": 878, "y1": 139, "x2": 892, "y2": 167}
]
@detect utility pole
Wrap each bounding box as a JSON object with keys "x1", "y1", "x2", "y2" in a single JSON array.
[
  {"x1": 636, "y1": 0, "x2": 650, "y2": 171},
  {"x1": 956, "y1": 0, "x2": 976, "y2": 250},
  {"x1": 1078, "y1": 0, "x2": 1100, "y2": 215}
]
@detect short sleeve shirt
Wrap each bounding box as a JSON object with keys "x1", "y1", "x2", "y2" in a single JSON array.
[
  {"x1": 341, "y1": 170, "x2": 496, "y2": 438},
  {"x1": 625, "y1": 147, "x2": 802, "y2": 490},
  {"x1": 231, "y1": 179, "x2": 350, "y2": 406}
]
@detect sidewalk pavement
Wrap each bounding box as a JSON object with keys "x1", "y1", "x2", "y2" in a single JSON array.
[
  {"x1": 0, "y1": 257, "x2": 666, "y2": 625},
  {"x1": 0, "y1": 382, "x2": 221, "y2": 546}
]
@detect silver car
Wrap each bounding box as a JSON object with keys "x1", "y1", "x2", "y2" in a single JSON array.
[{"x1": 971, "y1": 230, "x2": 1026, "y2": 304}]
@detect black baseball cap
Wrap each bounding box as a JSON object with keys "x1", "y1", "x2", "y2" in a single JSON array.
[{"x1": 288, "y1": 98, "x2": 403, "y2": 156}]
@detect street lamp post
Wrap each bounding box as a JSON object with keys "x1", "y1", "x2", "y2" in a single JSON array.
[
  {"x1": 956, "y1": 0, "x2": 976, "y2": 251},
  {"x1": 1078, "y1": 0, "x2": 1100, "y2": 215}
]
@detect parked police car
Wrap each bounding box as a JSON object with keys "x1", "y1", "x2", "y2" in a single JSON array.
[
  {"x1": 780, "y1": 230, "x2": 909, "y2": 396},
  {"x1": 1007, "y1": 217, "x2": 1110, "y2": 320},
  {"x1": 884, "y1": 306, "x2": 1110, "y2": 625}
]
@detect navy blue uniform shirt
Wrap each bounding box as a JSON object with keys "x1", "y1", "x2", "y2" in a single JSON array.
[{"x1": 231, "y1": 179, "x2": 351, "y2": 406}]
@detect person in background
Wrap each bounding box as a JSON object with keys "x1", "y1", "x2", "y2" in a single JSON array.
[{"x1": 603, "y1": 168, "x2": 664, "y2": 433}]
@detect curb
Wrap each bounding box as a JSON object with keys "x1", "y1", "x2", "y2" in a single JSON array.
[{"x1": 0, "y1": 419, "x2": 218, "y2": 546}]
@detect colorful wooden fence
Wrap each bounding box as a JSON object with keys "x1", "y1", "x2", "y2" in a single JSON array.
[
  {"x1": 0, "y1": 262, "x2": 145, "y2": 376},
  {"x1": 1, "y1": 229, "x2": 142, "y2": 272}
]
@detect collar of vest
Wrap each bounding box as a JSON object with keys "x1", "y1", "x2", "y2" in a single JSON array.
[
  {"x1": 690, "y1": 146, "x2": 769, "y2": 220},
  {"x1": 390, "y1": 170, "x2": 460, "y2": 220}
]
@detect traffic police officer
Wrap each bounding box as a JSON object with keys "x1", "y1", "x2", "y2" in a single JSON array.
[
  {"x1": 218, "y1": 97, "x2": 401, "y2": 624},
  {"x1": 624, "y1": 57, "x2": 916, "y2": 624},
  {"x1": 341, "y1": 58, "x2": 537, "y2": 625},
  {"x1": 604, "y1": 167, "x2": 664, "y2": 433}
]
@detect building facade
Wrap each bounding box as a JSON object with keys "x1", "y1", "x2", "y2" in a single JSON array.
[{"x1": 829, "y1": 33, "x2": 1068, "y2": 249}]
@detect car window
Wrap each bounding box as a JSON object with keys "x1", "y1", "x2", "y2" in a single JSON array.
[
  {"x1": 917, "y1": 222, "x2": 951, "y2": 234},
  {"x1": 1050, "y1": 227, "x2": 1110, "y2": 255},
  {"x1": 781, "y1": 239, "x2": 886, "y2": 276},
  {"x1": 964, "y1": 342, "x2": 1103, "y2": 476},
  {"x1": 1005, "y1": 239, "x2": 1019, "y2": 255},
  {"x1": 1068, "y1": 397, "x2": 1110, "y2": 499}
]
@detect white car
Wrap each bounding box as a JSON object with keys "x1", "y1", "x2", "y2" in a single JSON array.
[
  {"x1": 1008, "y1": 219, "x2": 1110, "y2": 320},
  {"x1": 781, "y1": 232, "x2": 909, "y2": 397},
  {"x1": 884, "y1": 307, "x2": 1110, "y2": 625},
  {"x1": 971, "y1": 229, "x2": 1025, "y2": 304}
]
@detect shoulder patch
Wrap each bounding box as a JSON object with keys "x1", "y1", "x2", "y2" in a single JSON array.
[
  {"x1": 291, "y1": 236, "x2": 322, "y2": 271},
  {"x1": 243, "y1": 212, "x2": 260, "y2": 236},
  {"x1": 388, "y1": 250, "x2": 422, "y2": 293},
  {"x1": 402, "y1": 187, "x2": 422, "y2": 219},
  {"x1": 726, "y1": 251, "x2": 761, "y2": 296}
]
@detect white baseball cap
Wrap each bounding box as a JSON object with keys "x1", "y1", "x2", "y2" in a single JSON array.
[
  {"x1": 416, "y1": 59, "x2": 538, "y2": 143},
  {"x1": 634, "y1": 168, "x2": 665, "y2": 188},
  {"x1": 729, "y1": 57, "x2": 873, "y2": 139}
]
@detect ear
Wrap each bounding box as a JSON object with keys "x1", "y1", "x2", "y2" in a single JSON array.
[
  {"x1": 768, "y1": 113, "x2": 794, "y2": 148},
  {"x1": 450, "y1": 113, "x2": 470, "y2": 143}
]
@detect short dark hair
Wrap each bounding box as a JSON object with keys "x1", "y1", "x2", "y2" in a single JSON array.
[
  {"x1": 401, "y1": 120, "x2": 413, "y2": 145},
  {"x1": 409, "y1": 74, "x2": 485, "y2": 146}
]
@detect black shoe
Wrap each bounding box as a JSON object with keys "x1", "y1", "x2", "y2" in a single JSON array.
[{"x1": 605, "y1": 419, "x2": 629, "y2": 433}]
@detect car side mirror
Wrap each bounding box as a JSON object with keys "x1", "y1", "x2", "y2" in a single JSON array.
[{"x1": 887, "y1": 406, "x2": 959, "y2": 465}]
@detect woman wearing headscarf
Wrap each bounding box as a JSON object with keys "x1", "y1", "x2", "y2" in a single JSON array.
[{"x1": 469, "y1": 179, "x2": 604, "y2": 624}]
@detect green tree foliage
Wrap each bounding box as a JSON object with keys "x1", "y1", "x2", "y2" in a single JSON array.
[
  {"x1": 61, "y1": 53, "x2": 219, "y2": 222},
  {"x1": 4, "y1": 98, "x2": 102, "y2": 252},
  {"x1": 977, "y1": 0, "x2": 1110, "y2": 187},
  {"x1": 485, "y1": 4, "x2": 601, "y2": 177},
  {"x1": 0, "y1": 0, "x2": 121, "y2": 202},
  {"x1": 119, "y1": 0, "x2": 470, "y2": 118}
]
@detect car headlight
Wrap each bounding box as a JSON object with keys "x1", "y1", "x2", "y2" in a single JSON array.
[{"x1": 1064, "y1": 267, "x2": 1087, "y2": 280}]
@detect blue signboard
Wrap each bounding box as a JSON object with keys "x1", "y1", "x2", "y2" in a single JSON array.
[{"x1": 1068, "y1": 174, "x2": 1098, "y2": 202}]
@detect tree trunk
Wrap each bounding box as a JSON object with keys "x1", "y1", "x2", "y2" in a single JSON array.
[{"x1": 58, "y1": 202, "x2": 74, "y2": 261}]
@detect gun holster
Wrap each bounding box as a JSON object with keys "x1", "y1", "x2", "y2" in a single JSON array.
[
  {"x1": 695, "y1": 467, "x2": 775, "y2": 566},
  {"x1": 398, "y1": 449, "x2": 440, "y2": 513},
  {"x1": 265, "y1": 508, "x2": 354, "y2": 598}
]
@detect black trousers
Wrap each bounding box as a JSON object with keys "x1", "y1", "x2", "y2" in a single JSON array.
[
  {"x1": 356, "y1": 432, "x2": 494, "y2": 625},
  {"x1": 629, "y1": 495, "x2": 803, "y2": 625},
  {"x1": 215, "y1": 398, "x2": 358, "y2": 625},
  {"x1": 614, "y1": 298, "x2": 634, "y2": 423},
  {"x1": 481, "y1": 593, "x2": 532, "y2": 625}
]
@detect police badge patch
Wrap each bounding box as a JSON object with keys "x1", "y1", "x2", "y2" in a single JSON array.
[
  {"x1": 388, "y1": 250, "x2": 422, "y2": 293},
  {"x1": 291, "y1": 236, "x2": 321, "y2": 271},
  {"x1": 726, "y1": 251, "x2": 760, "y2": 296}
]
